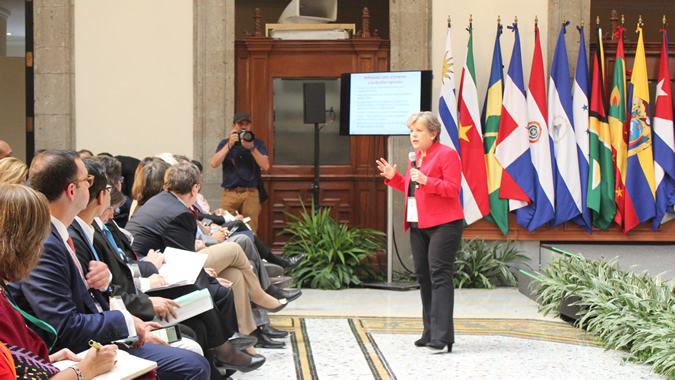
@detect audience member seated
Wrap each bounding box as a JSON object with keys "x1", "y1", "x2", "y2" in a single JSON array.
[
  {"x1": 0, "y1": 157, "x2": 28, "y2": 185},
  {"x1": 7, "y1": 150, "x2": 211, "y2": 379},
  {"x1": 113, "y1": 154, "x2": 140, "y2": 227},
  {"x1": 0, "y1": 140, "x2": 12, "y2": 159},
  {"x1": 130, "y1": 159, "x2": 170, "y2": 217},
  {"x1": 191, "y1": 160, "x2": 306, "y2": 274},
  {"x1": 77, "y1": 149, "x2": 94, "y2": 159},
  {"x1": 0, "y1": 183, "x2": 118, "y2": 379},
  {"x1": 125, "y1": 162, "x2": 298, "y2": 348}
]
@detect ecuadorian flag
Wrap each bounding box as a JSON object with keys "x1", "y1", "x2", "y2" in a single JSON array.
[{"x1": 624, "y1": 22, "x2": 656, "y2": 233}]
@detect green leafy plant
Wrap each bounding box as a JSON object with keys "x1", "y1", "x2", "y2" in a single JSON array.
[
  {"x1": 453, "y1": 237, "x2": 530, "y2": 289},
  {"x1": 535, "y1": 253, "x2": 675, "y2": 377},
  {"x1": 280, "y1": 200, "x2": 385, "y2": 290}
]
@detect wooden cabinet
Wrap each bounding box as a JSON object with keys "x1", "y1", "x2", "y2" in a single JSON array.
[{"x1": 235, "y1": 38, "x2": 390, "y2": 251}]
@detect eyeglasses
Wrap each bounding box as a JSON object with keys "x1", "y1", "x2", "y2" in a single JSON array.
[
  {"x1": 104, "y1": 185, "x2": 114, "y2": 193},
  {"x1": 72, "y1": 174, "x2": 95, "y2": 188},
  {"x1": 118, "y1": 177, "x2": 124, "y2": 184}
]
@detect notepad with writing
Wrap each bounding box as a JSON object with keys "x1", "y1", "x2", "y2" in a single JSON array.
[{"x1": 53, "y1": 350, "x2": 156, "y2": 380}]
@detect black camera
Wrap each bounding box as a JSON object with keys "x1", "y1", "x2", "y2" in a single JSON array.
[{"x1": 234, "y1": 130, "x2": 255, "y2": 145}]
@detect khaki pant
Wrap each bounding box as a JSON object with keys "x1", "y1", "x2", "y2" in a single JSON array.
[
  {"x1": 220, "y1": 189, "x2": 262, "y2": 234},
  {"x1": 200, "y1": 241, "x2": 270, "y2": 335}
]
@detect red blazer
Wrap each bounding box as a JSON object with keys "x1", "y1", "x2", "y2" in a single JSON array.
[{"x1": 385, "y1": 142, "x2": 463, "y2": 231}]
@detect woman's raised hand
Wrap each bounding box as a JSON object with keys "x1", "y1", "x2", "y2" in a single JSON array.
[{"x1": 376, "y1": 158, "x2": 397, "y2": 180}]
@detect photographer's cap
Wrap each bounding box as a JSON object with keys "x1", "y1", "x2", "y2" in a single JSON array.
[{"x1": 233, "y1": 112, "x2": 251, "y2": 124}]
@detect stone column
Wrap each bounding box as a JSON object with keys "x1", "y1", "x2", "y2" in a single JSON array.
[
  {"x1": 388, "y1": 0, "x2": 432, "y2": 274},
  {"x1": 33, "y1": 0, "x2": 75, "y2": 150},
  {"x1": 193, "y1": 0, "x2": 236, "y2": 205},
  {"x1": 547, "y1": 0, "x2": 591, "y2": 80},
  {"x1": 0, "y1": 7, "x2": 9, "y2": 56}
]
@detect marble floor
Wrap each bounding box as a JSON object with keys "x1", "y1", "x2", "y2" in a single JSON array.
[{"x1": 235, "y1": 288, "x2": 662, "y2": 379}]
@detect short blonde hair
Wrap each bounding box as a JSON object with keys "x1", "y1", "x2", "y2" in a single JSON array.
[
  {"x1": 0, "y1": 157, "x2": 28, "y2": 185},
  {"x1": 407, "y1": 111, "x2": 441, "y2": 143},
  {"x1": 0, "y1": 184, "x2": 51, "y2": 282}
]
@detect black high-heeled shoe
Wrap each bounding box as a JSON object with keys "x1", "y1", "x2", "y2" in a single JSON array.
[
  {"x1": 426, "y1": 341, "x2": 452, "y2": 353},
  {"x1": 260, "y1": 298, "x2": 288, "y2": 313},
  {"x1": 414, "y1": 338, "x2": 428, "y2": 347}
]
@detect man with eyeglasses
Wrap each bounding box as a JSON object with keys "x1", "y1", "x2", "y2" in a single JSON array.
[{"x1": 9, "y1": 150, "x2": 211, "y2": 379}]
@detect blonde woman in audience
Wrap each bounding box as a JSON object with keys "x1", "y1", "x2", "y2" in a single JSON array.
[
  {"x1": 0, "y1": 184, "x2": 118, "y2": 379},
  {"x1": 0, "y1": 157, "x2": 28, "y2": 185}
]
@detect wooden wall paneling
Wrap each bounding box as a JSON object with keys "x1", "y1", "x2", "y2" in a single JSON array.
[{"x1": 236, "y1": 38, "x2": 390, "y2": 248}]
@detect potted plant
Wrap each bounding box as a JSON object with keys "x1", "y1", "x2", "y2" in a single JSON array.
[{"x1": 280, "y1": 200, "x2": 385, "y2": 290}]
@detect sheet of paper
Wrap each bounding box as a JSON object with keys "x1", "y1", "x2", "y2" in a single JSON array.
[
  {"x1": 145, "y1": 247, "x2": 207, "y2": 293},
  {"x1": 52, "y1": 350, "x2": 156, "y2": 380}
]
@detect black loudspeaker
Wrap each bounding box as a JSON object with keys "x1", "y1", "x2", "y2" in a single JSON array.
[{"x1": 303, "y1": 83, "x2": 326, "y2": 124}]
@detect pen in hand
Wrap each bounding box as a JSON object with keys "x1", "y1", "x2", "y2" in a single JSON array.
[{"x1": 89, "y1": 340, "x2": 103, "y2": 350}]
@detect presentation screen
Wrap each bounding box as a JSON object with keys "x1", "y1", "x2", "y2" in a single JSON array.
[{"x1": 340, "y1": 70, "x2": 432, "y2": 136}]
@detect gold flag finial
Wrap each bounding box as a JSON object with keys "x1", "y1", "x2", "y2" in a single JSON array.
[
  {"x1": 515, "y1": 16, "x2": 518, "y2": 24},
  {"x1": 581, "y1": 19, "x2": 584, "y2": 28},
  {"x1": 562, "y1": 16, "x2": 565, "y2": 26},
  {"x1": 447, "y1": 15, "x2": 451, "y2": 28},
  {"x1": 621, "y1": 15, "x2": 625, "y2": 25},
  {"x1": 498, "y1": 15, "x2": 501, "y2": 25},
  {"x1": 663, "y1": 15, "x2": 667, "y2": 27},
  {"x1": 639, "y1": 15, "x2": 643, "y2": 24},
  {"x1": 596, "y1": 16, "x2": 600, "y2": 25}
]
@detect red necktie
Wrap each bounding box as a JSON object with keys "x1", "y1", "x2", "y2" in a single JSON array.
[{"x1": 66, "y1": 236, "x2": 76, "y2": 253}]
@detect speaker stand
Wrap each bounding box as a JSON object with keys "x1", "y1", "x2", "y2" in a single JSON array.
[{"x1": 312, "y1": 122, "x2": 320, "y2": 212}]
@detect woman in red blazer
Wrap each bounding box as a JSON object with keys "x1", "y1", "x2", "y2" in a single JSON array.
[{"x1": 377, "y1": 111, "x2": 463, "y2": 353}]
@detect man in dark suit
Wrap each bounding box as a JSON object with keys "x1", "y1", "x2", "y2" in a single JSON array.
[
  {"x1": 68, "y1": 159, "x2": 264, "y2": 378},
  {"x1": 9, "y1": 150, "x2": 211, "y2": 379}
]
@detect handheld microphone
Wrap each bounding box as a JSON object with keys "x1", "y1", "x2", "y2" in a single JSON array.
[{"x1": 408, "y1": 152, "x2": 419, "y2": 189}]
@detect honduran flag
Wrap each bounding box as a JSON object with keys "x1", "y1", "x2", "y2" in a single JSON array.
[
  {"x1": 494, "y1": 22, "x2": 536, "y2": 229},
  {"x1": 456, "y1": 24, "x2": 490, "y2": 224},
  {"x1": 523, "y1": 24, "x2": 555, "y2": 231},
  {"x1": 481, "y1": 23, "x2": 509, "y2": 235},
  {"x1": 549, "y1": 22, "x2": 582, "y2": 228},
  {"x1": 624, "y1": 22, "x2": 656, "y2": 233},
  {"x1": 571, "y1": 25, "x2": 593, "y2": 233},
  {"x1": 652, "y1": 27, "x2": 675, "y2": 230}
]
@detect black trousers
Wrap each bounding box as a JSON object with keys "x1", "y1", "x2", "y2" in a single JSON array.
[{"x1": 410, "y1": 219, "x2": 463, "y2": 345}]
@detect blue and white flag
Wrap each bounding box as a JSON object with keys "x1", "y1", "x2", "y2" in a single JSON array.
[
  {"x1": 549, "y1": 22, "x2": 582, "y2": 228},
  {"x1": 571, "y1": 25, "x2": 593, "y2": 233},
  {"x1": 438, "y1": 23, "x2": 459, "y2": 152}
]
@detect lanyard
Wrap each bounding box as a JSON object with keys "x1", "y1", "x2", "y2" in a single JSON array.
[{"x1": 0, "y1": 282, "x2": 58, "y2": 353}]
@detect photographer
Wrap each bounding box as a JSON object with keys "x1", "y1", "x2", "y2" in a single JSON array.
[{"x1": 210, "y1": 112, "x2": 270, "y2": 234}]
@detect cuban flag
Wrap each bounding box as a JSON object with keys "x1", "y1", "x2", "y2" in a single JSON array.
[
  {"x1": 495, "y1": 22, "x2": 536, "y2": 229},
  {"x1": 652, "y1": 27, "x2": 675, "y2": 230},
  {"x1": 571, "y1": 25, "x2": 593, "y2": 233},
  {"x1": 549, "y1": 22, "x2": 582, "y2": 228}
]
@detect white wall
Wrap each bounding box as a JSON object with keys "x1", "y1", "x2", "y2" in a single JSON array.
[
  {"x1": 75, "y1": 0, "x2": 193, "y2": 159},
  {"x1": 431, "y1": 0, "x2": 549, "y2": 114}
]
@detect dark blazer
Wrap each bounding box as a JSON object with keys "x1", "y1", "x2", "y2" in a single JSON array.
[
  {"x1": 8, "y1": 224, "x2": 129, "y2": 352},
  {"x1": 90, "y1": 222, "x2": 155, "y2": 321},
  {"x1": 125, "y1": 191, "x2": 198, "y2": 255}
]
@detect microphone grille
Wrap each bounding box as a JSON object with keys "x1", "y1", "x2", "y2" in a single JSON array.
[{"x1": 408, "y1": 152, "x2": 416, "y2": 162}]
